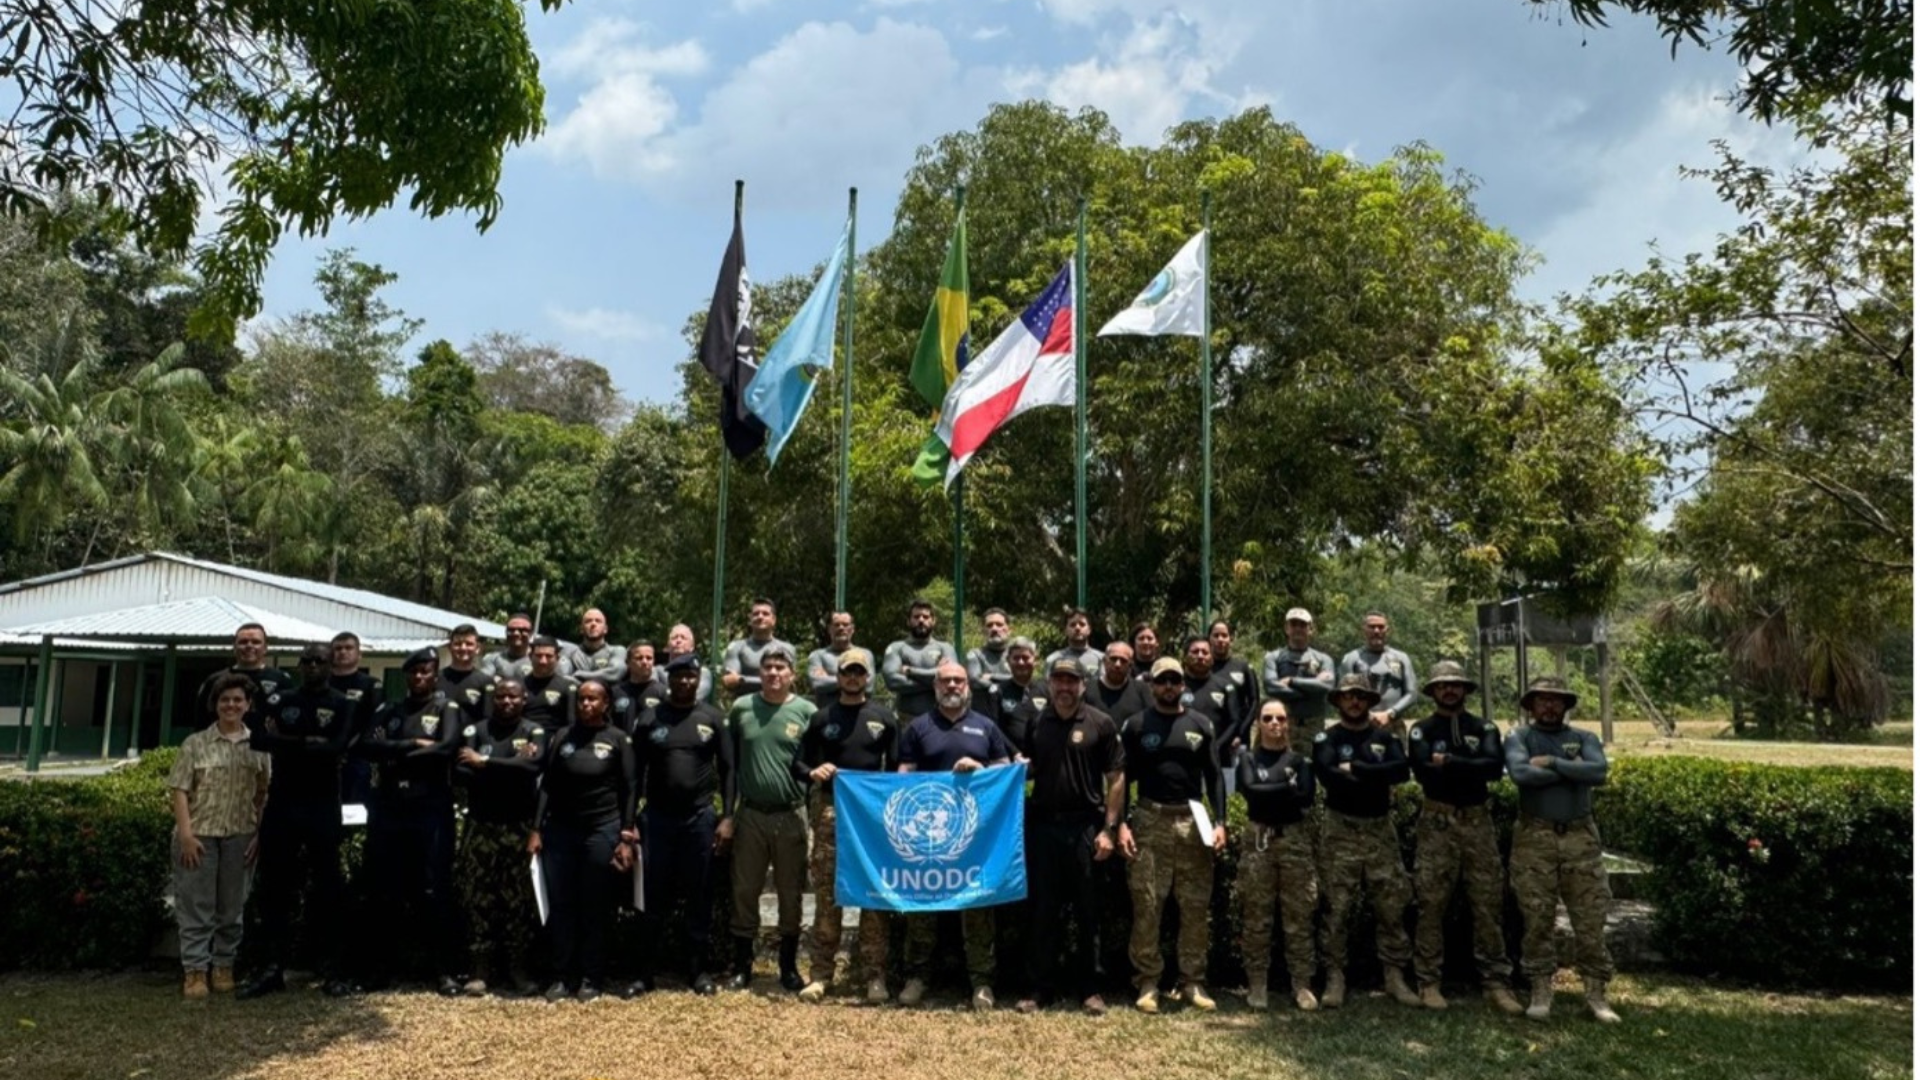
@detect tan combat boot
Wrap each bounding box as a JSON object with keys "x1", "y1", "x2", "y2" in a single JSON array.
[
  {"x1": 182, "y1": 969, "x2": 209, "y2": 999},
  {"x1": 1321, "y1": 971, "x2": 1346, "y2": 1009},
  {"x1": 1384, "y1": 966, "x2": 1422, "y2": 1007},
  {"x1": 210, "y1": 966, "x2": 236, "y2": 993},
  {"x1": 865, "y1": 976, "x2": 889, "y2": 1004},
  {"x1": 898, "y1": 978, "x2": 927, "y2": 1006},
  {"x1": 1184, "y1": 984, "x2": 1216, "y2": 1011},
  {"x1": 1294, "y1": 987, "x2": 1319, "y2": 1011},
  {"x1": 1584, "y1": 978, "x2": 1621, "y2": 1023},
  {"x1": 1245, "y1": 971, "x2": 1269, "y2": 1011},
  {"x1": 1134, "y1": 985, "x2": 1160, "y2": 1014},
  {"x1": 1486, "y1": 985, "x2": 1524, "y2": 1015},
  {"x1": 1418, "y1": 982, "x2": 1448, "y2": 1010},
  {"x1": 798, "y1": 980, "x2": 828, "y2": 1004},
  {"x1": 1526, "y1": 978, "x2": 1553, "y2": 1020}
]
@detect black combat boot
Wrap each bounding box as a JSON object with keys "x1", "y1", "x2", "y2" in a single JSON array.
[
  {"x1": 777, "y1": 935, "x2": 804, "y2": 993},
  {"x1": 724, "y1": 936, "x2": 755, "y2": 991}
]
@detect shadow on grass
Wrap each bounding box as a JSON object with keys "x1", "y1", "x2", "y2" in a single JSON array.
[
  {"x1": 1207, "y1": 973, "x2": 1912, "y2": 1080},
  {"x1": 0, "y1": 970, "x2": 396, "y2": 1080}
]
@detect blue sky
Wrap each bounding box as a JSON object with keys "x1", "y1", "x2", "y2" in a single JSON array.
[{"x1": 252, "y1": 0, "x2": 1809, "y2": 406}]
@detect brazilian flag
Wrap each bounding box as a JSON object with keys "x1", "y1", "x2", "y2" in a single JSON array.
[{"x1": 908, "y1": 210, "x2": 968, "y2": 486}]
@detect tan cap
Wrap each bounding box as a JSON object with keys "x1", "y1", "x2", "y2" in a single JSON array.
[
  {"x1": 838, "y1": 647, "x2": 874, "y2": 673},
  {"x1": 1149, "y1": 656, "x2": 1185, "y2": 679},
  {"x1": 1284, "y1": 607, "x2": 1314, "y2": 624}
]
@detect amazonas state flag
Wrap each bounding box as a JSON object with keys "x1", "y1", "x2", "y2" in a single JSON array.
[{"x1": 931, "y1": 262, "x2": 1076, "y2": 489}]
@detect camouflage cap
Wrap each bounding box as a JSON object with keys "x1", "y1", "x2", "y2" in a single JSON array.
[
  {"x1": 1421, "y1": 660, "x2": 1478, "y2": 696},
  {"x1": 1328, "y1": 672, "x2": 1382, "y2": 706},
  {"x1": 1519, "y1": 675, "x2": 1578, "y2": 710}
]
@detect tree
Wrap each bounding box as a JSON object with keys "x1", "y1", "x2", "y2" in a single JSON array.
[
  {"x1": 0, "y1": 0, "x2": 560, "y2": 337},
  {"x1": 466, "y1": 331, "x2": 629, "y2": 431},
  {"x1": 1572, "y1": 108, "x2": 1910, "y2": 735},
  {"x1": 1533, "y1": 0, "x2": 1913, "y2": 122},
  {"x1": 0, "y1": 320, "x2": 111, "y2": 554}
]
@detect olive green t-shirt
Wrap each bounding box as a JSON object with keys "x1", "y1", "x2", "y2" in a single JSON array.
[{"x1": 727, "y1": 694, "x2": 815, "y2": 811}]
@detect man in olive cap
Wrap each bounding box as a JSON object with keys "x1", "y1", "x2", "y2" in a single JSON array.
[
  {"x1": 1505, "y1": 675, "x2": 1619, "y2": 1023},
  {"x1": 1313, "y1": 672, "x2": 1419, "y2": 1008},
  {"x1": 1408, "y1": 661, "x2": 1521, "y2": 1013}
]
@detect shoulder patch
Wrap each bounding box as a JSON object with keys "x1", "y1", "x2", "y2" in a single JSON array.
[
  {"x1": 1313, "y1": 731, "x2": 1327, "y2": 743},
  {"x1": 463, "y1": 725, "x2": 477, "y2": 738},
  {"x1": 1410, "y1": 727, "x2": 1424, "y2": 740}
]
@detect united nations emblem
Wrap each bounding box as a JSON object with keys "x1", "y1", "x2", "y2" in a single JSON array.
[
  {"x1": 1339, "y1": 744, "x2": 1353, "y2": 759},
  {"x1": 825, "y1": 724, "x2": 842, "y2": 740},
  {"x1": 281, "y1": 706, "x2": 302, "y2": 722},
  {"x1": 1143, "y1": 732, "x2": 1164, "y2": 751},
  {"x1": 614, "y1": 698, "x2": 630, "y2": 714},
  {"x1": 883, "y1": 782, "x2": 980, "y2": 865},
  {"x1": 650, "y1": 727, "x2": 670, "y2": 744}
]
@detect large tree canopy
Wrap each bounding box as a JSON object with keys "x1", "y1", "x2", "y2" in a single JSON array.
[{"x1": 0, "y1": 0, "x2": 557, "y2": 337}]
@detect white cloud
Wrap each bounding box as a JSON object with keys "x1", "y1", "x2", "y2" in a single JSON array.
[
  {"x1": 546, "y1": 305, "x2": 665, "y2": 342},
  {"x1": 1009, "y1": 13, "x2": 1247, "y2": 143},
  {"x1": 969, "y1": 25, "x2": 1009, "y2": 41},
  {"x1": 542, "y1": 22, "x2": 709, "y2": 179}
]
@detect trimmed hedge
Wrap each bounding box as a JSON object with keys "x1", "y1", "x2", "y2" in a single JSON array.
[
  {"x1": 0, "y1": 751, "x2": 1907, "y2": 992},
  {"x1": 1598, "y1": 757, "x2": 1912, "y2": 990}
]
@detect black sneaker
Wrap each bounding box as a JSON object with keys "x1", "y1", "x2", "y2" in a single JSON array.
[
  {"x1": 690, "y1": 972, "x2": 717, "y2": 996},
  {"x1": 621, "y1": 977, "x2": 654, "y2": 1000},
  {"x1": 322, "y1": 979, "x2": 358, "y2": 998},
  {"x1": 236, "y1": 968, "x2": 286, "y2": 1000},
  {"x1": 436, "y1": 976, "x2": 462, "y2": 997},
  {"x1": 543, "y1": 981, "x2": 571, "y2": 1003},
  {"x1": 576, "y1": 981, "x2": 603, "y2": 1003}
]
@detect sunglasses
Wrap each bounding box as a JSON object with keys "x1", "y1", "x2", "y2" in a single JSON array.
[
  {"x1": 1151, "y1": 674, "x2": 1183, "y2": 686},
  {"x1": 1259, "y1": 713, "x2": 1288, "y2": 723}
]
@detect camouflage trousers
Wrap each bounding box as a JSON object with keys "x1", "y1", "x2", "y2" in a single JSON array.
[
  {"x1": 1319, "y1": 811, "x2": 1412, "y2": 969},
  {"x1": 1127, "y1": 800, "x2": 1215, "y2": 988},
  {"x1": 1413, "y1": 802, "x2": 1513, "y2": 986},
  {"x1": 456, "y1": 819, "x2": 537, "y2": 979},
  {"x1": 903, "y1": 907, "x2": 996, "y2": 988},
  {"x1": 807, "y1": 786, "x2": 889, "y2": 982},
  {"x1": 1511, "y1": 815, "x2": 1614, "y2": 981},
  {"x1": 1235, "y1": 820, "x2": 1318, "y2": 990}
]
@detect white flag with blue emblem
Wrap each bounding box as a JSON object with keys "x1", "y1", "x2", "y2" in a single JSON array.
[{"x1": 1098, "y1": 229, "x2": 1207, "y2": 337}]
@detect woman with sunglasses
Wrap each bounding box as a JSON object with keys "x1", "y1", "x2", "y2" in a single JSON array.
[
  {"x1": 1234, "y1": 701, "x2": 1320, "y2": 1011},
  {"x1": 528, "y1": 676, "x2": 637, "y2": 1001}
]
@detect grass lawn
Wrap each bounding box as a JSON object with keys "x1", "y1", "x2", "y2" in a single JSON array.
[
  {"x1": 1605, "y1": 719, "x2": 1913, "y2": 770},
  {"x1": 0, "y1": 971, "x2": 1908, "y2": 1080}
]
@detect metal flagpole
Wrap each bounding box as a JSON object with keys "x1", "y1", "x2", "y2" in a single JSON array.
[
  {"x1": 950, "y1": 184, "x2": 969, "y2": 656},
  {"x1": 835, "y1": 187, "x2": 858, "y2": 612},
  {"x1": 709, "y1": 181, "x2": 744, "y2": 697},
  {"x1": 1074, "y1": 196, "x2": 1089, "y2": 611},
  {"x1": 1199, "y1": 190, "x2": 1214, "y2": 625}
]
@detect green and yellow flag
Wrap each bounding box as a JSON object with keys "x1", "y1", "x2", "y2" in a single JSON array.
[{"x1": 909, "y1": 209, "x2": 969, "y2": 485}]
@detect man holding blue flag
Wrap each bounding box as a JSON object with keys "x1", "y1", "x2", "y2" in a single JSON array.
[{"x1": 896, "y1": 661, "x2": 1015, "y2": 1011}]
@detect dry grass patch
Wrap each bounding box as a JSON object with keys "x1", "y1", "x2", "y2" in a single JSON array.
[{"x1": 0, "y1": 971, "x2": 1909, "y2": 1080}]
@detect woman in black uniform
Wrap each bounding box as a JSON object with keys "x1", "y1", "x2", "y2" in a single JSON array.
[
  {"x1": 528, "y1": 677, "x2": 637, "y2": 1001},
  {"x1": 1234, "y1": 702, "x2": 1321, "y2": 1011}
]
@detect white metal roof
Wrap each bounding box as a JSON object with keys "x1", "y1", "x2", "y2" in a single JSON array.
[{"x1": 0, "y1": 552, "x2": 509, "y2": 640}]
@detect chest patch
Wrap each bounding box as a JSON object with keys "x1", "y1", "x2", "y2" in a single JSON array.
[
  {"x1": 784, "y1": 722, "x2": 802, "y2": 739},
  {"x1": 1184, "y1": 731, "x2": 1204, "y2": 750},
  {"x1": 650, "y1": 727, "x2": 670, "y2": 744},
  {"x1": 1367, "y1": 743, "x2": 1385, "y2": 758},
  {"x1": 1563, "y1": 741, "x2": 1581, "y2": 758},
  {"x1": 345, "y1": 689, "x2": 363, "y2": 701},
  {"x1": 1464, "y1": 736, "x2": 1480, "y2": 750},
  {"x1": 1143, "y1": 732, "x2": 1164, "y2": 751},
  {"x1": 560, "y1": 744, "x2": 577, "y2": 758},
  {"x1": 1070, "y1": 729, "x2": 1084, "y2": 744},
  {"x1": 544, "y1": 690, "x2": 561, "y2": 705},
  {"x1": 1339, "y1": 744, "x2": 1353, "y2": 760},
  {"x1": 1209, "y1": 691, "x2": 1225, "y2": 707},
  {"x1": 465, "y1": 689, "x2": 481, "y2": 704},
  {"x1": 866, "y1": 721, "x2": 886, "y2": 739},
  {"x1": 824, "y1": 724, "x2": 842, "y2": 739},
  {"x1": 696, "y1": 724, "x2": 714, "y2": 743},
  {"x1": 591, "y1": 742, "x2": 612, "y2": 760},
  {"x1": 1229, "y1": 670, "x2": 1244, "y2": 687},
  {"x1": 281, "y1": 706, "x2": 302, "y2": 722},
  {"x1": 421, "y1": 714, "x2": 439, "y2": 735},
  {"x1": 462, "y1": 725, "x2": 477, "y2": 738}
]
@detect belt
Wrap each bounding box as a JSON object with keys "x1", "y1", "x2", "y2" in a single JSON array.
[
  {"x1": 1521, "y1": 813, "x2": 1592, "y2": 835},
  {"x1": 1247, "y1": 821, "x2": 1298, "y2": 851},
  {"x1": 741, "y1": 799, "x2": 804, "y2": 815},
  {"x1": 1132, "y1": 799, "x2": 1190, "y2": 815}
]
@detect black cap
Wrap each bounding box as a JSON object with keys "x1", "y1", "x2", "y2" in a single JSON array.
[
  {"x1": 666, "y1": 652, "x2": 702, "y2": 673},
  {"x1": 402, "y1": 647, "x2": 439, "y2": 671},
  {"x1": 298, "y1": 644, "x2": 330, "y2": 663}
]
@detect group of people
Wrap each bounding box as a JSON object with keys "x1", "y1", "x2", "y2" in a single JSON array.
[{"x1": 163, "y1": 600, "x2": 1620, "y2": 1024}]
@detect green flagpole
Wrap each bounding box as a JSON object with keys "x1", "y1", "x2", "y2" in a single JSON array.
[
  {"x1": 1199, "y1": 190, "x2": 1214, "y2": 626},
  {"x1": 1074, "y1": 195, "x2": 1089, "y2": 611},
  {"x1": 835, "y1": 187, "x2": 858, "y2": 612},
  {"x1": 950, "y1": 184, "x2": 969, "y2": 657},
  {"x1": 709, "y1": 180, "x2": 744, "y2": 700}
]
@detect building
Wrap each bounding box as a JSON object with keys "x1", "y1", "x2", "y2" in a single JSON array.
[{"x1": 0, "y1": 552, "x2": 510, "y2": 770}]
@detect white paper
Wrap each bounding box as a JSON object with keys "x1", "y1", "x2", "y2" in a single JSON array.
[
  {"x1": 631, "y1": 847, "x2": 645, "y2": 912},
  {"x1": 340, "y1": 804, "x2": 368, "y2": 827},
  {"x1": 1188, "y1": 798, "x2": 1216, "y2": 846},
  {"x1": 531, "y1": 854, "x2": 550, "y2": 925}
]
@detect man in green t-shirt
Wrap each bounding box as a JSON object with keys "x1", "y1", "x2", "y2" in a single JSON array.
[{"x1": 721, "y1": 643, "x2": 815, "y2": 993}]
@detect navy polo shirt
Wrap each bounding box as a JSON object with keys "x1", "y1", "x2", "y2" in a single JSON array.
[{"x1": 898, "y1": 709, "x2": 1013, "y2": 772}]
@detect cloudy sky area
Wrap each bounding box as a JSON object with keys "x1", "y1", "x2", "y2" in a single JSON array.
[{"x1": 253, "y1": 0, "x2": 1809, "y2": 403}]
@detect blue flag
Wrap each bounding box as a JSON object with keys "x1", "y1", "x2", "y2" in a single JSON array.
[
  {"x1": 832, "y1": 765, "x2": 1028, "y2": 912},
  {"x1": 744, "y1": 219, "x2": 852, "y2": 465}
]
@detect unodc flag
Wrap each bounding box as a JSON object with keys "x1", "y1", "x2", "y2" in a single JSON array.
[
  {"x1": 1098, "y1": 229, "x2": 1207, "y2": 337},
  {"x1": 832, "y1": 765, "x2": 1027, "y2": 912}
]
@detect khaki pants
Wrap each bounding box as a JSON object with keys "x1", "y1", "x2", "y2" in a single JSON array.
[
  {"x1": 1236, "y1": 821, "x2": 1318, "y2": 990},
  {"x1": 731, "y1": 804, "x2": 809, "y2": 938},
  {"x1": 1412, "y1": 802, "x2": 1512, "y2": 987},
  {"x1": 807, "y1": 787, "x2": 888, "y2": 981},
  {"x1": 1511, "y1": 815, "x2": 1613, "y2": 981},
  {"x1": 172, "y1": 833, "x2": 253, "y2": 970}
]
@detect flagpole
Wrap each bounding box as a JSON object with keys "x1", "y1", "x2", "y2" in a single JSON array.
[
  {"x1": 950, "y1": 184, "x2": 969, "y2": 657},
  {"x1": 835, "y1": 187, "x2": 858, "y2": 612},
  {"x1": 710, "y1": 178, "x2": 744, "y2": 699},
  {"x1": 1073, "y1": 195, "x2": 1089, "y2": 611},
  {"x1": 1199, "y1": 190, "x2": 1214, "y2": 627}
]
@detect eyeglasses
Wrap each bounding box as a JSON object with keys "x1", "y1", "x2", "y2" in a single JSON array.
[
  {"x1": 1151, "y1": 675, "x2": 1183, "y2": 686},
  {"x1": 1258, "y1": 714, "x2": 1288, "y2": 724},
  {"x1": 937, "y1": 676, "x2": 969, "y2": 685}
]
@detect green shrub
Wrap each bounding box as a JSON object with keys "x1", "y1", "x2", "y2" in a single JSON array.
[{"x1": 1597, "y1": 756, "x2": 1911, "y2": 989}]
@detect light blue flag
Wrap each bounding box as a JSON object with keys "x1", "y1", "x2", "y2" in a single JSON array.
[
  {"x1": 832, "y1": 765, "x2": 1028, "y2": 913},
  {"x1": 744, "y1": 219, "x2": 852, "y2": 465}
]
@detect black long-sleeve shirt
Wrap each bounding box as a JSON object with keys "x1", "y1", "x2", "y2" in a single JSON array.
[
  {"x1": 1236, "y1": 745, "x2": 1315, "y2": 829},
  {"x1": 1089, "y1": 678, "x2": 1149, "y2": 727},
  {"x1": 1184, "y1": 670, "x2": 1248, "y2": 765},
  {"x1": 358, "y1": 692, "x2": 461, "y2": 807},
  {"x1": 454, "y1": 713, "x2": 547, "y2": 826},
  {"x1": 522, "y1": 673, "x2": 579, "y2": 730},
  {"x1": 439, "y1": 666, "x2": 495, "y2": 722},
  {"x1": 612, "y1": 677, "x2": 663, "y2": 734},
  {"x1": 633, "y1": 701, "x2": 732, "y2": 816},
  {"x1": 1313, "y1": 721, "x2": 1410, "y2": 818},
  {"x1": 1122, "y1": 706, "x2": 1225, "y2": 823},
  {"x1": 800, "y1": 700, "x2": 897, "y2": 795},
  {"x1": 1408, "y1": 710, "x2": 1505, "y2": 807},
  {"x1": 536, "y1": 723, "x2": 638, "y2": 830},
  {"x1": 981, "y1": 679, "x2": 1043, "y2": 753},
  {"x1": 248, "y1": 685, "x2": 352, "y2": 806}
]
